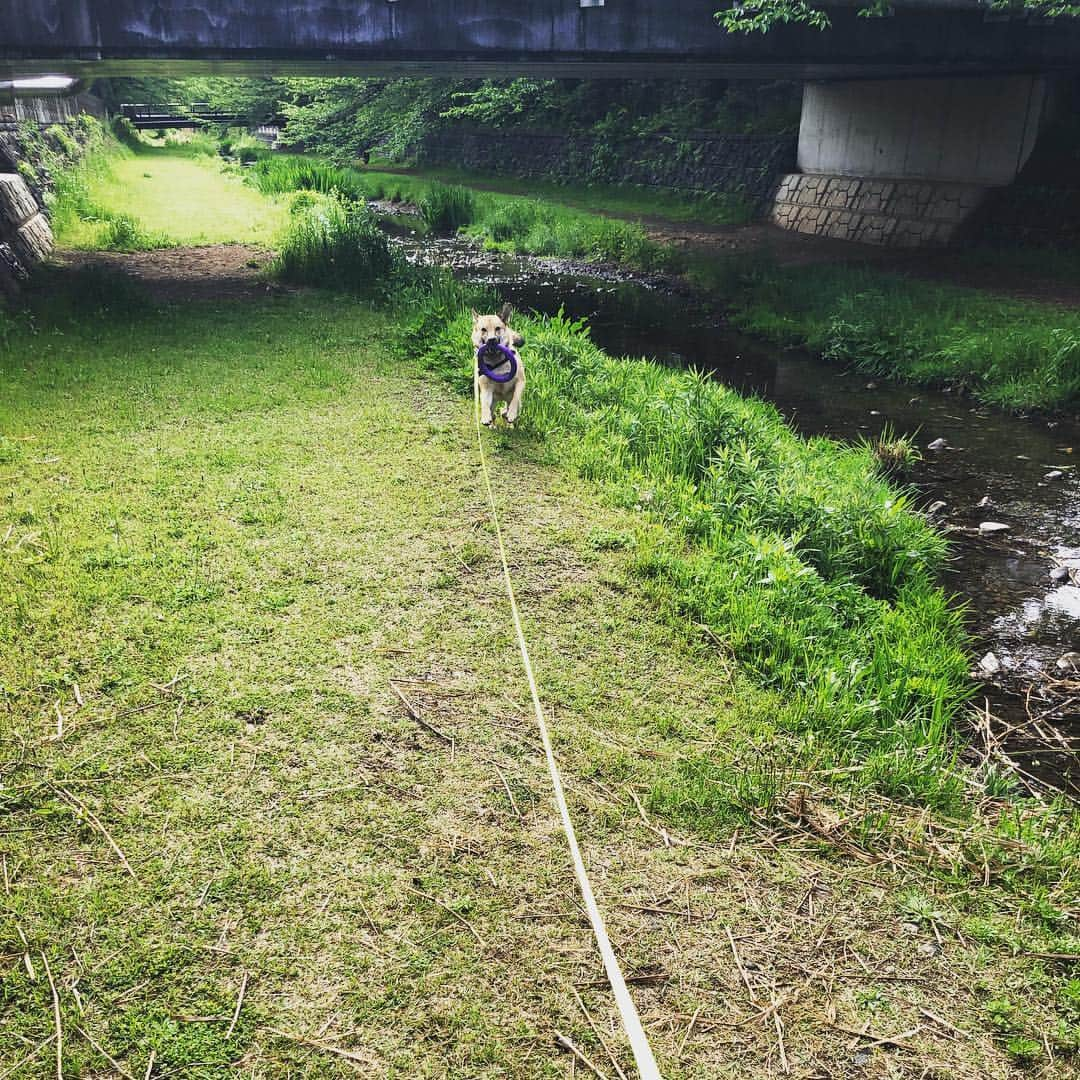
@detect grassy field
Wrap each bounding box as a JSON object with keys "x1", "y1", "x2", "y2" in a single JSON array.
[
  {"x1": 54, "y1": 145, "x2": 290, "y2": 249},
  {"x1": 0, "y1": 144, "x2": 1077, "y2": 1077}
]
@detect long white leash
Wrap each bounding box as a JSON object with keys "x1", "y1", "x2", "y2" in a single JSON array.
[{"x1": 473, "y1": 362, "x2": 663, "y2": 1080}]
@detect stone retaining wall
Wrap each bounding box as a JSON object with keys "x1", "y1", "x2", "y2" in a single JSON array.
[
  {"x1": 413, "y1": 128, "x2": 797, "y2": 205},
  {"x1": 0, "y1": 119, "x2": 53, "y2": 295},
  {"x1": 771, "y1": 173, "x2": 988, "y2": 247}
]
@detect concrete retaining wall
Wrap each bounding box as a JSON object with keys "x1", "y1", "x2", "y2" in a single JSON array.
[
  {"x1": 771, "y1": 173, "x2": 987, "y2": 247},
  {"x1": 414, "y1": 128, "x2": 797, "y2": 204}
]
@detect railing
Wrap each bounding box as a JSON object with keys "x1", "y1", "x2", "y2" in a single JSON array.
[{"x1": 120, "y1": 102, "x2": 246, "y2": 128}]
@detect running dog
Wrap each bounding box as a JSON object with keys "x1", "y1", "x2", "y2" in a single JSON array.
[{"x1": 472, "y1": 305, "x2": 525, "y2": 427}]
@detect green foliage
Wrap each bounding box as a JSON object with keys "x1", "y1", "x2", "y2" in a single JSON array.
[
  {"x1": 715, "y1": 0, "x2": 1080, "y2": 34},
  {"x1": 419, "y1": 183, "x2": 476, "y2": 231},
  {"x1": 463, "y1": 192, "x2": 680, "y2": 272},
  {"x1": 695, "y1": 255, "x2": 1080, "y2": 411},
  {"x1": 248, "y1": 155, "x2": 368, "y2": 201},
  {"x1": 272, "y1": 196, "x2": 404, "y2": 294},
  {"x1": 111, "y1": 115, "x2": 142, "y2": 150},
  {"x1": 98, "y1": 214, "x2": 171, "y2": 252}
]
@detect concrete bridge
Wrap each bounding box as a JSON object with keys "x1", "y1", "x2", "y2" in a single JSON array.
[
  {"x1": 3, "y1": 0, "x2": 1080, "y2": 81},
  {"x1": 2, "y1": 0, "x2": 1079, "y2": 261}
]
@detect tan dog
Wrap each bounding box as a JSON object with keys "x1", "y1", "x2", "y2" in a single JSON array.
[{"x1": 472, "y1": 305, "x2": 525, "y2": 427}]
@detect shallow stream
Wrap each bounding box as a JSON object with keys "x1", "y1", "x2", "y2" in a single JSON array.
[{"x1": 391, "y1": 222, "x2": 1080, "y2": 792}]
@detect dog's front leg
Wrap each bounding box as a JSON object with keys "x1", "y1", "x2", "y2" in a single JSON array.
[
  {"x1": 504, "y1": 377, "x2": 525, "y2": 427},
  {"x1": 479, "y1": 381, "x2": 495, "y2": 427}
]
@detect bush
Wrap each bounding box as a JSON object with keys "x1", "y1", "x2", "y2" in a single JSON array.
[
  {"x1": 272, "y1": 197, "x2": 404, "y2": 294},
  {"x1": 46, "y1": 123, "x2": 79, "y2": 160},
  {"x1": 112, "y1": 115, "x2": 142, "y2": 150},
  {"x1": 99, "y1": 214, "x2": 171, "y2": 252},
  {"x1": 419, "y1": 183, "x2": 476, "y2": 232}
]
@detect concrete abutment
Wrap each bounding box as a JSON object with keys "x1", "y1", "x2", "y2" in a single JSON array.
[{"x1": 772, "y1": 75, "x2": 1048, "y2": 246}]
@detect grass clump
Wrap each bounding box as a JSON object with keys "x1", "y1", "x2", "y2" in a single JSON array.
[
  {"x1": 697, "y1": 255, "x2": 1080, "y2": 411},
  {"x1": 272, "y1": 196, "x2": 403, "y2": 293},
  {"x1": 248, "y1": 154, "x2": 368, "y2": 202},
  {"x1": 97, "y1": 213, "x2": 172, "y2": 252},
  {"x1": 418, "y1": 182, "x2": 476, "y2": 231}
]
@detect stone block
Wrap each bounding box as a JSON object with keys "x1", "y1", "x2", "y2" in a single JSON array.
[
  {"x1": 11, "y1": 212, "x2": 53, "y2": 267},
  {"x1": 0, "y1": 174, "x2": 39, "y2": 233}
]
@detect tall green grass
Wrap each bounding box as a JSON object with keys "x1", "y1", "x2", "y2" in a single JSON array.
[
  {"x1": 404, "y1": 292, "x2": 972, "y2": 809},
  {"x1": 419, "y1": 183, "x2": 476, "y2": 231},
  {"x1": 695, "y1": 255, "x2": 1080, "y2": 411},
  {"x1": 248, "y1": 155, "x2": 369, "y2": 201},
  {"x1": 272, "y1": 196, "x2": 405, "y2": 294}
]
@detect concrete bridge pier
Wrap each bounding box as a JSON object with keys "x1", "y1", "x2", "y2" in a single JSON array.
[{"x1": 772, "y1": 75, "x2": 1048, "y2": 246}]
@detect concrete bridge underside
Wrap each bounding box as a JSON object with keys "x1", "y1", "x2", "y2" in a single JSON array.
[{"x1": 4, "y1": 1, "x2": 1080, "y2": 81}]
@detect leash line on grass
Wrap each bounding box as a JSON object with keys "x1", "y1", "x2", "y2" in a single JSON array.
[{"x1": 473, "y1": 366, "x2": 662, "y2": 1080}]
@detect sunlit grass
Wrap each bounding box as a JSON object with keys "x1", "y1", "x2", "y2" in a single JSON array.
[{"x1": 55, "y1": 151, "x2": 290, "y2": 248}]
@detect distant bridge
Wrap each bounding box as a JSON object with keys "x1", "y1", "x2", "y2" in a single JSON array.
[
  {"x1": 3, "y1": 0, "x2": 1080, "y2": 80},
  {"x1": 120, "y1": 103, "x2": 244, "y2": 130}
]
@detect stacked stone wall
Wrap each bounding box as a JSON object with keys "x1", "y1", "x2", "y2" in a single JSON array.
[
  {"x1": 413, "y1": 128, "x2": 796, "y2": 205},
  {"x1": 0, "y1": 120, "x2": 53, "y2": 295},
  {"x1": 771, "y1": 173, "x2": 988, "y2": 247}
]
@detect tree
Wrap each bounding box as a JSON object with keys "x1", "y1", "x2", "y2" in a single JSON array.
[{"x1": 716, "y1": 0, "x2": 1080, "y2": 35}]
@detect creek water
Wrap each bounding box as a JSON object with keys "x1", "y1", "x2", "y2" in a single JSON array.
[{"x1": 391, "y1": 223, "x2": 1080, "y2": 792}]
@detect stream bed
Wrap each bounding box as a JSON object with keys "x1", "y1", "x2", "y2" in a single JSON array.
[{"x1": 390, "y1": 222, "x2": 1080, "y2": 793}]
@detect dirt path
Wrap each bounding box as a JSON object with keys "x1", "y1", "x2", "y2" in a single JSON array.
[
  {"x1": 59, "y1": 244, "x2": 279, "y2": 302},
  {"x1": 1, "y1": 250, "x2": 1061, "y2": 1078}
]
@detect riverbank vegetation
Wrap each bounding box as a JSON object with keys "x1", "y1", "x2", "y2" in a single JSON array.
[
  {"x1": 2, "y1": 134, "x2": 1076, "y2": 1075},
  {"x1": 701, "y1": 255, "x2": 1080, "y2": 411}
]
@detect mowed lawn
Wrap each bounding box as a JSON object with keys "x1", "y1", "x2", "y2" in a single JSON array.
[
  {"x1": 0, "y1": 149, "x2": 1076, "y2": 1077},
  {"x1": 58, "y1": 152, "x2": 290, "y2": 247}
]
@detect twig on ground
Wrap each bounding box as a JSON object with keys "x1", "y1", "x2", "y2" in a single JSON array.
[
  {"x1": 829, "y1": 1023, "x2": 921, "y2": 1052},
  {"x1": 52, "y1": 784, "x2": 137, "y2": 880},
  {"x1": 572, "y1": 988, "x2": 628, "y2": 1080},
  {"x1": 389, "y1": 681, "x2": 454, "y2": 745},
  {"x1": 75, "y1": 1025, "x2": 136, "y2": 1080},
  {"x1": 225, "y1": 970, "x2": 249, "y2": 1040},
  {"x1": 495, "y1": 765, "x2": 522, "y2": 818},
  {"x1": 726, "y1": 927, "x2": 758, "y2": 1004},
  {"x1": 143, "y1": 1048, "x2": 155, "y2": 1079},
  {"x1": 554, "y1": 1032, "x2": 610, "y2": 1080},
  {"x1": 677, "y1": 1006, "x2": 701, "y2": 1058},
  {"x1": 40, "y1": 951, "x2": 62, "y2": 1080},
  {"x1": 405, "y1": 885, "x2": 485, "y2": 946},
  {"x1": 0, "y1": 1034, "x2": 56, "y2": 1080},
  {"x1": 267, "y1": 1026, "x2": 377, "y2": 1070},
  {"x1": 773, "y1": 1001, "x2": 789, "y2": 1074}
]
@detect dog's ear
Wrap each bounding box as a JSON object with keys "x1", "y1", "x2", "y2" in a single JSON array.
[
  {"x1": 499, "y1": 303, "x2": 514, "y2": 326},
  {"x1": 470, "y1": 308, "x2": 480, "y2": 323}
]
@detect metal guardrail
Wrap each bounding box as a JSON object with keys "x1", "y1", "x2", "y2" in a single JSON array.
[{"x1": 120, "y1": 103, "x2": 245, "y2": 128}]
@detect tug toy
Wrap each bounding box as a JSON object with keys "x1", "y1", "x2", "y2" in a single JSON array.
[{"x1": 476, "y1": 341, "x2": 519, "y2": 383}]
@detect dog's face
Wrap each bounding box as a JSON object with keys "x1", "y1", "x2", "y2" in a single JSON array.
[{"x1": 471, "y1": 304, "x2": 514, "y2": 349}]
